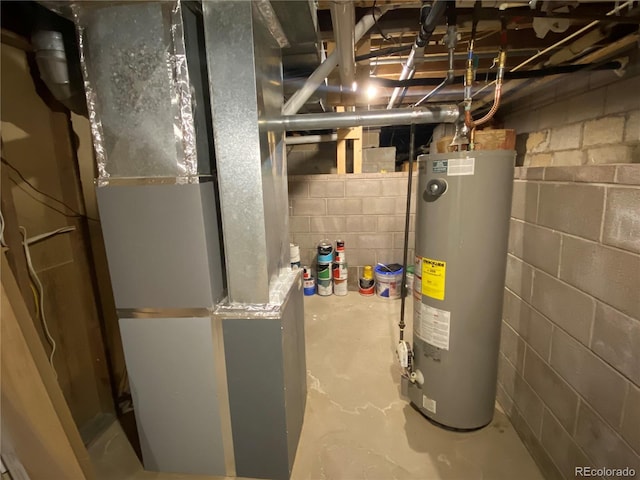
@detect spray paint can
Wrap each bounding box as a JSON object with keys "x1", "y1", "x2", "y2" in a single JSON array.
[
  {"x1": 316, "y1": 241, "x2": 334, "y2": 296},
  {"x1": 303, "y1": 277, "x2": 316, "y2": 296},
  {"x1": 317, "y1": 241, "x2": 333, "y2": 263},
  {"x1": 317, "y1": 262, "x2": 331, "y2": 281},
  {"x1": 359, "y1": 265, "x2": 375, "y2": 296}
]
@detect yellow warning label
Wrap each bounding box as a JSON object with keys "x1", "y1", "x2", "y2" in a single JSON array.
[{"x1": 421, "y1": 258, "x2": 446, "y2": 300}]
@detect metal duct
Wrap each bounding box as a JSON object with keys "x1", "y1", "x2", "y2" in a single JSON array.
[
  {"x1": 204, "y1": 0, "x2": 290, "y2": 304},
  {"x1": 330, "y1": 0, "x2": 355, "y2": 90},
  {"x1": 265, "y1": 105, "x2": 460, "y2": 131},
  {"x1": 283, "y1": 6, "x2": 388, "y2": 115},
  {"x1": 31, "y1": 30, "x2": 86, "y2": 115},
  {"x1": 72, "y1": 1, "x2": 206, "y2": 182}
]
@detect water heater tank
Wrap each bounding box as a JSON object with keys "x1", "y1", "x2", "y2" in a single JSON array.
[{"x1": 409, "y1": 150, "x2": 515, "y2": 430}]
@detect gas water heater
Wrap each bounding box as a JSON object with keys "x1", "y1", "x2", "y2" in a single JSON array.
[{"x1": 408, "y1": 150, "x2": 515, "y2": 430}]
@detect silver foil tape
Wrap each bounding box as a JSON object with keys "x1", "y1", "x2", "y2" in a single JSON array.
[
  {"x1": 164, "y1": 1, "x2": 197, "y2": 179},
  {"x1": 72, "y1": 5, "x2": 108, "y2": 182}
]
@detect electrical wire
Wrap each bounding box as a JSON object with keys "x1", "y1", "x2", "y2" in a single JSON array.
[
  {"x1": 8, "y1": 177, "x2": 92, "y2": 220},
  {"x1": 1, "y1": 157, "x2": 99, "y2": 222},
  {"x1": 372, "y1": 0, "x2": 394, "y2": 43},
  {"x1": 472, "y1": 1, "x2": 635, "y2": 101},
  {"x1": 25, "y1": 226, "x2": 76, "y2": 246},
  {"x1": 459, "y1": 29, "x2": 499, "y2": 45},
  {"x1": 29, "y1": 282, "x2": 41, "y2": 320},
  {"x1": 19, "y1": 226, "x2": 58, "y2": 378},
  {"x1": 0, "y1": 209, "x2": 6, "y2": 247},
  {"x1": 2, "y1": 157, "x2": 82, "y2": 214}
]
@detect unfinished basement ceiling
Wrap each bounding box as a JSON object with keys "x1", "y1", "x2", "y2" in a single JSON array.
[{"x1": 281, "y1": 0, "x2": 640, "y2": 112}]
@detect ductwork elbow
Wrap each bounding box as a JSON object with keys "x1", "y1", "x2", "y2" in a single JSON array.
[{"x1": 32, "y1": 30, "x2": 86, "y2": 115}]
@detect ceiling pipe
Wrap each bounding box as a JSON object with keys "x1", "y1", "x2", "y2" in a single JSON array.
[
  {"x1": 285, "y1": 134, "x2": 338, "y2": 145},
  {"x1": 387, "y1": 0, "x2": 447, "y2": 109},
  {"x1": 263, "y1": 104, "x2": 460, "y2": 131},
  {"x1": 386, "y1": 46, "x2": 422, "y2": 109},
  {"x1": 370, "y1": 61, "x2": 623, "y2": 87},
  {"x1": 367, "y1": 48, "x2": 541, "y2": 65},
  {"x1": 414, "y1": 20, "x2": 457, "y2": 106},
  {"x1": 512, "y1": 0, "x2": 635, "y2": 72},
  {"x1": 330, "y1": 0, "x2": 356, "y2": 91},
  {"x1": 283, "y1": 6, "x2": 389, "y2": 116},
  {"x1": 469, "y1": 0, "x2": 635, "y2": 114}
]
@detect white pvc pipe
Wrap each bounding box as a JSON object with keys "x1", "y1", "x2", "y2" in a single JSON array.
[{"x1": 283, "y1": 7, "x2": 388, "y2": 116}]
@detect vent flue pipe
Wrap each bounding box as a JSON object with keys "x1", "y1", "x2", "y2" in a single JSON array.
[{"x1": 263, "y1": 105, "x2": 460, "y2": 131}]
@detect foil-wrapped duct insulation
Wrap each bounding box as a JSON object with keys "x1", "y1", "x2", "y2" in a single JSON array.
[{"x1": 72, "y1": 1, "x2": 206, "y2": 184}]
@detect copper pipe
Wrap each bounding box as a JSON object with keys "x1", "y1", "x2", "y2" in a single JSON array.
[
  {"x1": 465, "y1": 48, "x2": 506, "y2": 128},
  {"x1": 465, "y1": 81, "x2": 502, "y2": 128}
]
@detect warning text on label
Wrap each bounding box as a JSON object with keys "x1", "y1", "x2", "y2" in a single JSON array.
[{"x1": 421, "y1": 258, "x2": 446, "y2": 301}]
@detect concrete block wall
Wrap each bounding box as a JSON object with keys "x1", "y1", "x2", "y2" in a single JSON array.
[
  {"x1": 501, "y1": 65, "x2": 640, "y2": 167},
  {"x1": 498, "y1": 164, "x2": 640, "y2": 479},
  {"x1": 287, "y1": 143, "x2": 337, "y2": 175},
  {"x1": 288, "y1": 172, "x2": 416, "y2": 286}
]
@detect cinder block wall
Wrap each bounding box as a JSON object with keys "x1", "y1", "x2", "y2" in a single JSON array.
[
  {"x1": 502, "y1": 65, "x2": 640, "y2": 167},
  {"x1": 498, "y1": 164, "x2": 640, "y2": 479},
  {"x1": 288, "y1": 172, "x2": 417, "y2": 285}
]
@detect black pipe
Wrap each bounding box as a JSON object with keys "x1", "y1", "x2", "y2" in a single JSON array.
[
  {"x1": 356, "y1": 45, "x2": 413, "y2": 62},
  {"x1": 399, "y1": 123, "x2": 416, "y2": 342},
  {"x1": 371, "y1": 61, "x2": 623, "y2": 88},
  {"x1": 416, "y1": 0, "x2": 447, "y2": 48}
]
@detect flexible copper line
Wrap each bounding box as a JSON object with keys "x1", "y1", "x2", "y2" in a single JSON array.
[{"x1": 465, "y1": 81, "x2": 502, "y2": 128}]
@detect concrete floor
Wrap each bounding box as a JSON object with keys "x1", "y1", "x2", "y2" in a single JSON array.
[{"x1": 90, "y1": 293, "x2": 543, "y2": 480}]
